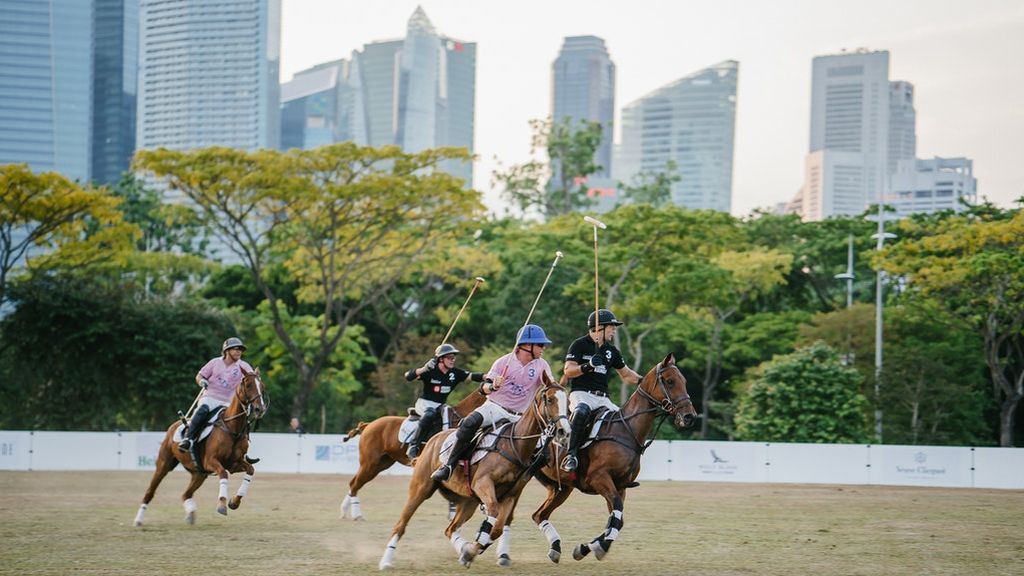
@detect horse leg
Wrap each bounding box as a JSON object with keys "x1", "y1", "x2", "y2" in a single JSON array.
[
  {"x1": 573, "y1": 473, "x2": 623, "y2": 561},
  {"x1": 181, "y1": 472, "x2": 207, "y2": 525},
  {"x1": 343, "y1": 454, "x2": 394, "y2": 521},
  {"x1": 532, "y1": 481, "x2": 575, "y2": 563},
  {"x1": 228, "y1": 460, "x2": 255, "y2": 510},
  {"x1": 459, "y1": 476, "x2": 499, "y2": 567},
  {"x1": 378, "y1": 470, "x2": 438, "y2": 570},
  {"x1": 495, "y1": 489, "x2": 522, "y2": 567},
  {"x1": 134, "y1": 439, "x2": 178, "y2": 527},
  {"x1": 443, "y1": 498, "x2": 478, "y2": 566}
]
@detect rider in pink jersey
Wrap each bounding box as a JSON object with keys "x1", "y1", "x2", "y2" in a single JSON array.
[{"x1": 179, "y1": 337, "x2": 254, "y2": 452}]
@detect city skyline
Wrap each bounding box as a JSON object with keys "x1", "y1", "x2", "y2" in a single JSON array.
[{"x1": 280, "y1": 0, "x2": 1024, "y2": 217}]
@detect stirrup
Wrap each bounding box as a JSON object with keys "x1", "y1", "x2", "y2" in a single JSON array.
[
  {"x1": 431, "y1": 464, "x2": 452, "y2": 482},
  {"x1": 561, "y1": 454, "x2": 578, "y2": 472},
  {"x1": 406, "y1": 444, "x2": 420, "y2": 460},
  {"x1": 178, "y1": 438, "x2": 192, "y2": 451}
]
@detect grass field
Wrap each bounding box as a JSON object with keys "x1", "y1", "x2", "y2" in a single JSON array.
[{"x1": 1, "y1": 470, "x2": 1022, "y2": 575}]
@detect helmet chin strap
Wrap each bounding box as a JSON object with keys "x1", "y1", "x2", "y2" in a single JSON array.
[{"x1": 516, "y1": 344, "x2": 540, "y2": 361}]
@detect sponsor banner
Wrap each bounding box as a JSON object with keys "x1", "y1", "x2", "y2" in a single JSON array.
[
  {"x1": 0, "y1": 431, "x2": 31, "y2": 471},
  {"x1": 248, "y1": 433, "x2": 302, "y2": 473},
  {"x1": 673, "y1": 441, "x2": 768, "y2": 483},
  {"x1": 637, "y1": 440, "x2": 673, "y2": 481},
  {"x1": 31, "y1": 431, "x2": 120, "y2": 470},
  {"x1": 299, "y1": 434, "x2": 365, "y2": 475},
  {"x1": 767, "y1": 442, "x2": 869, "y2": 485},
  {"x1": 973, "y1": 447, "x2": 1024, "y2": 489},
  {"x1": 870, "y1": 444, "x2": 972, "y2": 488},
  {"x1": 122, "y1": 432, "x2": 167, "y2": 470}
]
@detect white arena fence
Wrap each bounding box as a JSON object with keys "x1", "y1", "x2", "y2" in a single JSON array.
[{"x1": 1, "y1": 430, "x2": 1022, "y2": 490}]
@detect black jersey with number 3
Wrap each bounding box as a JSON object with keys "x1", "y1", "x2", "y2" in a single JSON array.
[{"x1": 564, "y1": 335, "x2": 625, "y2": 394}]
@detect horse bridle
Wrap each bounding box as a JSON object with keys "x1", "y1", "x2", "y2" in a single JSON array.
[
  {"x1": 224, "y1": 373, "x2": 268, "y2": 424},
  {"x1": 636, "y1": 363, "x2": 692, "y2": 416}
]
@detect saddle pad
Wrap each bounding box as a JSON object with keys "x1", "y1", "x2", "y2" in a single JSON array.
[
  {"x1": 438, "y1": 422, "x2": 511, "y2": 467},
  {"x1": 172, "y1": 406, "x2": 227, "y2": 445},
  {"x1": 581, "y1": 409, "x2": 618, "y2": 450},
  {"x1": 397, "y1": 406, "x2": 458, "y2": 445}
]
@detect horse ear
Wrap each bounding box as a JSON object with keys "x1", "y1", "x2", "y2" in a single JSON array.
[
  {"x1": 543, "y1": 370, "x2": 554, "y2": 386},
  {"x1": 662, "y1": 352, "x2": 676, "y2": 366}
]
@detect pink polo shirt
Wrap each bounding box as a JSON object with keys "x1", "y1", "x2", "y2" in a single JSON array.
[
  {"x1": 486, "y1": 353, "x2": 553, "y2": 414},
  {"x1": 198, "y1": 357, "x2": 254, "y2": 403}
]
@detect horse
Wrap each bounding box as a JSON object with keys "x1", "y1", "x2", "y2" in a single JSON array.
[
  {"x1": 340, "y1": 389, "x2": 487, "y2": 520},
  {"x1": 530, "y1": 353, "x2": 697, "y2": 562},
  {"x1": 132, "y1": 368, "x2": 268, "y2": 526},
  {"x1": 378, "y1": 372, "x2": 571, "y2": 570}
]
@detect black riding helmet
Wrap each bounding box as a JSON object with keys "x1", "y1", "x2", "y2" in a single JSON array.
[
  {"x1": 588, "y1": 309, "x2": 624, "y2": 330},
  {"x1": 434, "y1": 343, "x2": 460, "y2": 358}
]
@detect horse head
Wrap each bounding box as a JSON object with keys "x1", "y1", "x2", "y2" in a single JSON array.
[
  {"x1": 535, "y1": 370, "x2": 572, "y2": 447},
  {"x1": 238, "y1": 367, "x2": 269, "y2": 420},
  {"x1": 638, "y1": 353, "x2": 697, "y2": 430}
]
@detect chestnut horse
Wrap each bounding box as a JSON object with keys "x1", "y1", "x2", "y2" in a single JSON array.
[
  {"x1": 340, "y1": 389, "x2": 487, "y2": 520},
  {"x1": 133, "y1": 368, "x2": 268, "y2": 526},
  {"x1": 530, "y1": 353, "x2": 696, "y2": 562},
  {"x1": 378, "y1": 373, "x2": 571, "y2": 570}
]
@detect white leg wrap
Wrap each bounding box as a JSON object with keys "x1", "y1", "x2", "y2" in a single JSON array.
[
  {"x1": 476, "y1": 515, "x2": 497, "y2": 546},
  {"x1": 539, "y1": 520, "x2": 560, "y2": 545},
  {"x1": 236, "y1": 473, "x2": 253, "y2": 498},
  {"x1": 379, "y1": 534, "x2": 399, "y2": 569},
  {"x1": 607, "y1": 509, "x2": 623, "y2": 541},
  {"x1": 341, "y1": 493, "x2": 351, "y2": 517},
  {"x1": 184, "y1": 498, "x2": 198, "y2": 513},
  {"x1": 133, "y1": 504, "x2": 147, "y2": 526},
  {"x1": 450, "y1": 531, "x2": 469, "y2": 555},
  {"x1": 496, "y1": 525, "x2": 511, "y2": 557},
  {"x1": 218, "y1": 478, "x2": 229, "y2": 500},
  {"x1": 350, "y1": 497, "x2": 362, "y2": 519}
]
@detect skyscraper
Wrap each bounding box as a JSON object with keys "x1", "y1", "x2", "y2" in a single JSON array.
[
  {"x1": 92, "y1": 0, "x2": 139, "y2": 185},
  {"x1": 799, "y1": 49, "x2": 890, "y2": 219},
  {"x1": 616, "y1": 60, "x2": 738, "y2": 213},
  {"x1": 136, "y1": 0, "x2": 280, "y2": 153},
  {"x1": 888, "y1": 80, "x2": 916, "y2": 175},
  {"x1": 551, "y1": 36, "x2": 616, "y2": 178},
  {"x1": 290, "y1": 7, "x2": 476, "y2": 185},
  {"x1": 280, "y1": 59, "x2": 366, "y2": 150}
]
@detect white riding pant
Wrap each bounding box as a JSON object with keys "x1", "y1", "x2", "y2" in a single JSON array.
[
  {"x1": 414, "y1": 397, "x2": 442, "y2": 415},
  {"x1": 569, "y1": 390, "x2": 619, "y2": 413},
  {"x1": 474, "y1": 399, "x2": 523, "y2": 429}
]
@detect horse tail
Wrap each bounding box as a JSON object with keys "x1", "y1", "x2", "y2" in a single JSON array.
[{"x1": 343, "y1": 422, "x2": 369, "y2": 442}]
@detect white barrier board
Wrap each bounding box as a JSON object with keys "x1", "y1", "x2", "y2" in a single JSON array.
[
  {"x1": 767, "y1": 442, "x2": 869, "y2": 485},
  {"x1": 869, "y1": 444, "x2": 972, "y2": 488},
  {"x1": 673, "y1": 441, "x2": 768, "y2": 483},
  {"x1": 0, "y1": 431, "x2": 31, "y2": 470}
]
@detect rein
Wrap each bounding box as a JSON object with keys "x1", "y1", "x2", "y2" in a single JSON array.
[
  {"x1": 599, "y1": 364, "x2": 691, "y2": 456},
  {"x1": 491, "y1": 385, "x2": 568, "y2": 500}
]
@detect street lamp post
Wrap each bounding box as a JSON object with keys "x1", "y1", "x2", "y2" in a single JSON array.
[
  {"x1": 834, "y1": 234, "x2": 855, "y2": 309},
  {"x1": 866, "y1": 205, "x2": 897, "y2": 444}
]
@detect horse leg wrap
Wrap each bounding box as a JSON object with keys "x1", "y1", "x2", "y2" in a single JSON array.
[
  {"x1": 236, "y1": 474, "x2": 253, "y2": 498},
  {"x1": 183, "y1": 498, "x2": 198, "y2": 514},
  {"x1": 539, "y1": 519, "x2": 561, "y2": 545},
  {"x1": 133, "y1": 503, "x2": 147, "y2": 526},
  {"x1": 379, "y1": 534, "x2": 399, "y2": 569},
  {"x1": 349, "y1": 497, "x2": 362, "y2": 519},
  {"x1": 604, "y1": 509, "x2": 623, "y2": 542},
  {"x1": 590, "y1": 538, "x2": 608, "y2": 560},
  {"x1": 341, "y1": 493, "x2": 352, "y2": 517},
  {"x1": 496, "y1": 525, "x2": 511, "y2": 557},
  {"x1": 450, "y1": 531, "x2": 469, "y2": 555},
  {"x1": 218, "y1": 478, "x2": 229, "y2": 501},
  {"x1": 476, "y1": 515, "x2": 497, "y2": 547}
]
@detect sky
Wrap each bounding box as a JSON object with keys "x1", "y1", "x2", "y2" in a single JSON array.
[{"x1": 280, "y1": 0, "x2": 1024, "y2": 217}]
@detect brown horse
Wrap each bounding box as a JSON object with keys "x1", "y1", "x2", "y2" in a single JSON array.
[
  {"x1": 530, "y1": 353, "x2": 696, "y2": 562},
  {"x1": 340, "y1": 389, "x2": 487, "y2": 520},
  {"x1": 378, "y1": 373, "x2": 571, "y2": 570},
  {"x1": 133, "y1": 368, "x2": 268, "y2": 526}
]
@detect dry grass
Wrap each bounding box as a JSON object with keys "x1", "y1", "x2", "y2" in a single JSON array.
[{"x1": 1, "y1": 470, "x2": 1022, "y2": 575}]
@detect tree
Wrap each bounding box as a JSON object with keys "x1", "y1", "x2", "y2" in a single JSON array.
[
  {"x1": 492, "y1": 117, "x2": 603, "y2": 218},
  {"x1": 734, "y1": 342, "x2": 871, "y2": 443},
  {"x1": 134, "y1": 143, "x2": 484, "y2": 420},
  {"x1": 884, "y1": 208, "x2": 1024, "y2": 446},
  {"x1": 616, "y1": 160, "x2": 680, "y2": 208},
  {"x1": 0, "y1": 164, "x2": 135, "y2": 305}
]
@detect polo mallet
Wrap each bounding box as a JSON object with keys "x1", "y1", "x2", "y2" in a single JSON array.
[
  {"x1": 498, "y1": 251, "x2": 564, "y2": 382},
  {"x1": 439, "y1": 277, "x2": 485, "y2": 348},
  {"x1": 583, "y1": 216, "x2": 607, "y2": 334},
  {"x1": 178, "y1": 386, "x2": 205, "y2": 425}
]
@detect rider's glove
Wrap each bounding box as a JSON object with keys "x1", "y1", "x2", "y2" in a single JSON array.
[
  {"x1": 199, "y1": 378, "x2": 209, "y2": 389},
  {"x1": 588, "y1": 354, "x2": 607, "y2": 375},
  {"x1": 422, "y1": 357, "x2": 437, "y2": 371}
]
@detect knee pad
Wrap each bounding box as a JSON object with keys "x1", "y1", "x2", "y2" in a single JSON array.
[
  {"x1": 457, "y1": 411, "x2": 483, "y2": 441},
  {"x1": 572, "y1": 403, "x2": 592, "y2": 422}
]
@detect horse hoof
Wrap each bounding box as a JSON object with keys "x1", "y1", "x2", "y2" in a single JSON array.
[
  {"x1": 378, "y1": 560, "x2": 393, "y2": 571},
  {"x1": 548, "y1": 548, "x2": 560, "y2": 563},
  {"x1": 458, "y1": 543, "x2": 476, "y2": 567},
  {"x1": 133, "y1": 520, "x2": 142, "y2": 528},
  {"x1": 572, "y1": 543, "x2": 589, "y2": 561},
  {"x1": 497, "y1": 553, "x2": 511, "y2": 567},
  {"x1": 228, "y1": 497, "x2": 241, "y2": 510},
  {"x1": 593, "y1": 542, "x2": 608, "y2": 560},
  {"x1": 185, "y1": 512, "x2": 195, "y2": 525},
  {"x1": 217, "y1": 505, "x2": 227, "y2": 516},
  {"x1": 352, "y1": 514, "x2": 364, "y2": 521}
]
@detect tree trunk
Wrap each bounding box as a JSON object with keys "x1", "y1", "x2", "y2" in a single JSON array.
[{"x1": 999, "y1": 395, "x2": 1021, "y2": 447}]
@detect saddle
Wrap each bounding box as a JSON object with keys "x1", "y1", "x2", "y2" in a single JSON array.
[
  {"x1": 579, "y1": 407, "x2": 616, "y2": 451},
  {"x1": 437, "y1": 421, "x2": 513, "y2": 467},
  {"x1": 398, "y1": 405, "x2": 458, "y2": 445},
  {"x1": 173, "y1": 406, "x2": 227, "y2": 446}
]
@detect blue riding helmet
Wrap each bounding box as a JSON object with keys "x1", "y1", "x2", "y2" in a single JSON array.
[{"x1": 516, "y1": 324, "x2": 552, "y2": 346}]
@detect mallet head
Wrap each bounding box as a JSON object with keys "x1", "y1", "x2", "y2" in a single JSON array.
[{"x1": 583, "y1": 216, "x2": 607, "y2": 229}]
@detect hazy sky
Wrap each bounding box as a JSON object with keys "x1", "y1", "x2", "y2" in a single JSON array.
[{"x1": 280, "y1": 0, "x2": 1024, "y2": 217}]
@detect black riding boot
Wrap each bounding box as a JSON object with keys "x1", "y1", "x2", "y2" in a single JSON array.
[
  {"x1": 561, "y1": 404, "x2": 592, "y2": 472},
  {"x1": 407, "y1": 407, "x2": 439, "y2": 460},
  {"x1": 432, "y1": 412, "x2": 481, "y2": 482},
  {"x1": 179, "y1": 404, "x2": 210, "y2": 451}
]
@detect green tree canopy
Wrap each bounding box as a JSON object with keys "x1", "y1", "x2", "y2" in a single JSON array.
[{"x1": 735, "y1": 341, "x2": 870, "y2": 443}]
